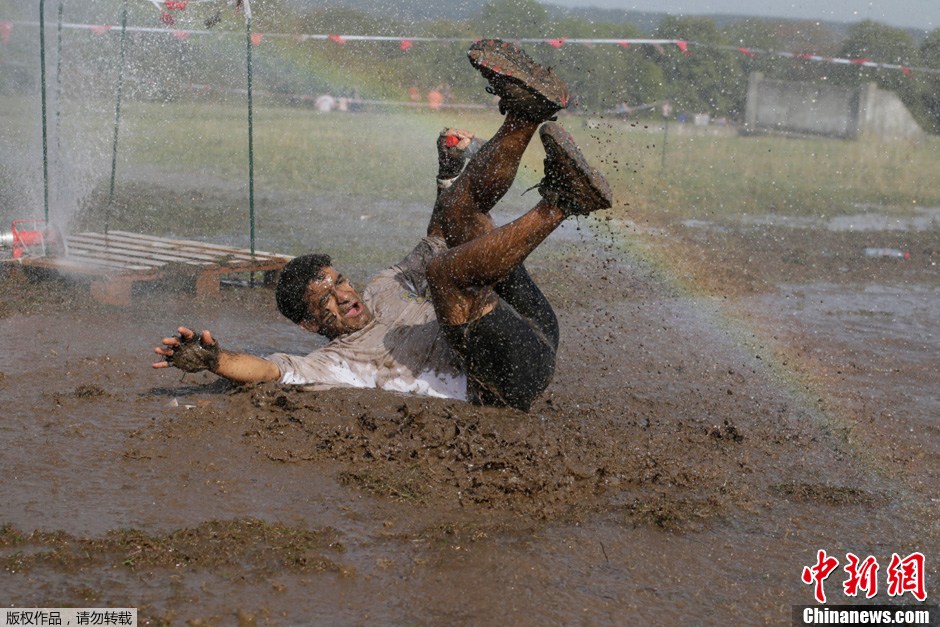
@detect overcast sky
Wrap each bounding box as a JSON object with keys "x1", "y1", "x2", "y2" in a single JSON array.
[{"x1": 550, "y1": 0, "x2": 939, "y2": 31}]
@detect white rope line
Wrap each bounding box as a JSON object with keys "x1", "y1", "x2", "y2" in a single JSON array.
[{"x1": 7, "y1": 20, "x2": 940, "y2": 76}]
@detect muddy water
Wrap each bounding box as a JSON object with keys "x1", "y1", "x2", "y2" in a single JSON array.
[
  {"x1": 744, "y1": 282, "x2": 940, "y2": 422},
  {"x1": 1, "y1": 210, "x2": 937, "y2": 624}
]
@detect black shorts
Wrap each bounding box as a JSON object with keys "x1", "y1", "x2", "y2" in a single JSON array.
[{"x1": 442, "y1": 266, "x2": 558, "y2": 412}]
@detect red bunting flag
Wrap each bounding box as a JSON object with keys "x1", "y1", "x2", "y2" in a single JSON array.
[
  {"x1": 165, "y1": 0, "x2": 188, "y2": 10},
  {"x1": 0, "y1": 21, "x2": 11, "y2": 47},
  {"x1": 13, "y1": 23, "x2": 924, "y2": 79}
]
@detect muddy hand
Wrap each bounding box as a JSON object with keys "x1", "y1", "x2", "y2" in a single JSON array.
[{"x1": 153, "y1": 326, "x2": 221, "y2": 373}]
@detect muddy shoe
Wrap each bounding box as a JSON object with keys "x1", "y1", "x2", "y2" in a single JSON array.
[
  {"x1": 437, "y1": 129, "x2": 485, "y2": 180},
  {"x1": 538, "y1": 122, "x2": 612, "y2": 216},
  {"x1": 467, "y1": 39, "x2": 569, "y2": 122}
]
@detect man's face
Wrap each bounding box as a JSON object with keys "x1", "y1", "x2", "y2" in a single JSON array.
[{"x1": 301, "y1": 266, "x2": 373, "y2": 338}]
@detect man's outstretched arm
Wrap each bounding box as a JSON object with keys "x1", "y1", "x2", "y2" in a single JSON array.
[{"x1": 153, "y1": 326, "x2": 281, "y2": 384}]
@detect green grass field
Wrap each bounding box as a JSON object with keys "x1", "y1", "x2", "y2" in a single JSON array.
[
  {"x1": 120, "y1": 101, "x2": 940, "y2": 221},
  {"x1": 3, "y1": 97, "x2": 939, "y2": 235}
]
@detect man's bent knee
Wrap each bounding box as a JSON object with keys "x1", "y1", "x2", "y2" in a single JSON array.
[
  {"x1": 426, "y1": 255, "x2": 452, "y2": 295},
  {"x1": 427, "y1": 255, "x2": 497, "y2": 327},
  {"x1": 426, "y1": 256, "x2": 464, "y2": 325}
]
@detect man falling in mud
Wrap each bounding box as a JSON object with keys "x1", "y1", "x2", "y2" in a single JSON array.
[{"x1": 153, "y1": 39, "x2": 612, "y2": 411}]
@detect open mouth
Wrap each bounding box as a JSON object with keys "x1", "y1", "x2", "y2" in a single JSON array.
[{"x1": 345, "y1": 302, "x2": 364, "y2": 318}]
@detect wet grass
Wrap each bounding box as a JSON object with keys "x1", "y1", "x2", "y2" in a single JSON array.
[
  {"x1": 4, "y1": 95, "x2": 939, "y2": 234},
  {"x1": 116, "y1": 101, "x2": 940, "y2": 224},
  {"x1": 646, "y1": 130, "x2": 940, "y2": 221},
  {"x1": 0, "y1": 518, "x2": 344, "y2": 575},
  {"x1": 338, "y1": 468, "x2": 428, "y2": 503},
  {"x1": 116, "y1": 102, "x2": 526, "y2": 203},
  {"x1": 769, "y1": 482, "x2": 878, "y2": 505}
]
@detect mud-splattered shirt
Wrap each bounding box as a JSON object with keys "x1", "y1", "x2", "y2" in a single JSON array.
[{"x1": 267, "y1": 237, "x2": 467, "y2": 400}]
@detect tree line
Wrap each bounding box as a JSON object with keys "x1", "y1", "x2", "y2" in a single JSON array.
[
  {"x1": 3, "y1": 0, "x2": 939, "y2": 133},
  {"x1": 232, "y1": 0, "x2": 940, "y2": 133}
]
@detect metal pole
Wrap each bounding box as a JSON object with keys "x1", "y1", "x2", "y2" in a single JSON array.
[
  {"x1": 39, "y1": 0, "x2": 50, "y2": 222},
  {"x1": 105, "y1": 0, "x2": 129, "y2": 235},
  {"x1": 659, "y1": 116, "x2": 669, "y2": 172},
  {"x1": 659, "y1": 64, "x2": 676, "y2": 174},
  {"x1": 661, "y1": 64, "x2": 674, "y2": 174},
  {"x1": 660, "y1": 111, "x2": 669, "y2": 172},
  {"x1": 53, "y1": 0, "x2": 64, "y2": 209},
  {"x1": 244, "y1": 0, "x2": 256, "y2": 257}
]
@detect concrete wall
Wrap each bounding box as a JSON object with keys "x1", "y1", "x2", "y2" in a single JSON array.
[
  {"x1": 744, "y1": 72, "x2": 923, "y2": 140},
  {"x1": 860, "y1": 82, "x2": 924, "y2": 140}
]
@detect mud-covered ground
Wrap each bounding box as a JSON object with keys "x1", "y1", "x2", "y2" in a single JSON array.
[{"x1": 1, "y1": 201, "x2": 938, "y2": 624}]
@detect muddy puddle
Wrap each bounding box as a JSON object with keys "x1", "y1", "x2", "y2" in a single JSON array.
[{"x1": 1, "y1": 208, "x2": 937, "y2": 624}]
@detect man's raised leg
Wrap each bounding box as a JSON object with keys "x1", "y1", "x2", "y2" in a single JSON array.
[
  {"x1": 426, "y1": 122, "x2": 612, "y2": 410},
  {"x1": 427, "y1": 39, "x2": 569, "y2": 247},
  {"x1": 428, "y1": 122, "x2": 612, "y2": 327}
]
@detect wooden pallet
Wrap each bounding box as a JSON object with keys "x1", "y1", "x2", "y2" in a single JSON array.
[{"x1": 15, "y1": 230, "x2": 293, "y2": 305}]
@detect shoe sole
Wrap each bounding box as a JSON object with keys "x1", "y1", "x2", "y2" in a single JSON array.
[
  {"x1": 467, "y1": 39, "x2": 569, "y2": 109},
  {"x1": 539, "y1": 122, "x2": 612, "y2": 213}
]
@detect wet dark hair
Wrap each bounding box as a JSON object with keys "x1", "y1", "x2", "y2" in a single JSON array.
[{"x1": 276, "y1": 253, "x2": 332, "y2": 323}]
